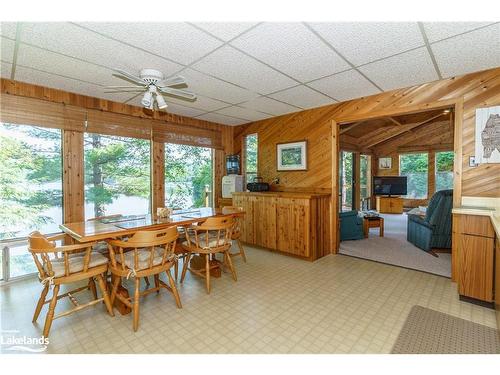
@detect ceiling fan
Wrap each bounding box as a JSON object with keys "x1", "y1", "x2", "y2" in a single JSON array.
[{"x1": 105, "y1": 68, "x2": 197, "y2": 110}]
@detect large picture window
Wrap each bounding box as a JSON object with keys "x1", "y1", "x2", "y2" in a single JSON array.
[
  {"x1": 84, "y1": 133, "x2": 151, "y2": 219},
  {"x1": 0, "y1": 123, "x2": 63, "y2": 279},
  {"x1": 399, "y1": 153, "x2": 429, "y2": 199},
  {"x1": 435, "y1": 151, "x2": 454, "y2": 191},
  {"x1": 244, "y1": 134, "x2": 258, "y2": 184},
  {"x1": 165, "y1": 143, "x2": 213, "y2": 210}
]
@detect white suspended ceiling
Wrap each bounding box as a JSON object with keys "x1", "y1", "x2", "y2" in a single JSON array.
[{"x1": 0, "y1": 22, "x2": 499, "y2": 125}]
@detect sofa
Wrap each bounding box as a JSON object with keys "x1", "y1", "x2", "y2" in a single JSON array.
[
  {"x1": 340, "y1": 210, "x2": 365, "y2": 241},
  {"x1": 407, "y1": 189, "x2": 453, "y2": 252}
]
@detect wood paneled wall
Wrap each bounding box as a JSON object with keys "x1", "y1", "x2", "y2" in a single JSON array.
[
  {"x1": 0, "y1": 79, "x2": 235, "y2": 223},
  {"x1": 234, "y1": 67, "x2": 500, "y2": 200}
]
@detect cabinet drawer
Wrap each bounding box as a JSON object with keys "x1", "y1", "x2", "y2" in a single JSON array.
[{"x1": 453, "y1": 214, "x2": 494, "y2": 238}]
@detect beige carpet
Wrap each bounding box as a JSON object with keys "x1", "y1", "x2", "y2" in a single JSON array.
[
  {"x1": 339, "y1": 213, "x2": 451, "y2": 277},
  {"x1": 391, "y1": 305, "x2": 500, "y2": 354}
]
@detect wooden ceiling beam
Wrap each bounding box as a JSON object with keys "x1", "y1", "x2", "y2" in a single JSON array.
[
  {"x1": 397, "y1": 143, "x2": 454, "y2": 153},
  {"x1": 339, "y1": 120, "x2": 365, "y2": 134},
  {"x1": 387, "y1": 117, "x2": 402, "y2": 126}
]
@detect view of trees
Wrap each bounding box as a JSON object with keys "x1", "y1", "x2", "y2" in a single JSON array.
[
  {"x1": 165, "y1": 143, "x2": 213, "y2": 209},
  {"x1": 436, "y1": 151, "x2": 454, "y2": 191},
  {"x1": 340, "y1": 151, "x2": 353, "y2": 211},
  {"x1": 400, "y1": 153, "x2": 429, "y2": 199},
  {"x1": 245, "y1": 134, "x2": 258, "y2": 183}
]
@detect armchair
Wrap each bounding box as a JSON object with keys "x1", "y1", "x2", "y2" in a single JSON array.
[
  {"x1": 340, "y1": 210, "x2": 365, "y2": 241},
  {"x1": 407, "y1": 189, "x2": 453, "y2": 252}
]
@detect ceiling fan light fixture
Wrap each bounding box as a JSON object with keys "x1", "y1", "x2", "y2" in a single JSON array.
[
  {"x1": 156, "y1": 94, "x2": 168, "y2": 109},
  {"x1": 141, "y1": 91, "x2": 153, "y2": 107}
]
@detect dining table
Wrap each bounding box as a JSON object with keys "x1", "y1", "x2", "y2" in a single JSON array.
[{"x1": 59, "y1": 207, "x2": 244, "y2": 243}]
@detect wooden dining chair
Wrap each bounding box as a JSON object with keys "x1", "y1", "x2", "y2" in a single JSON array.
[
  {"x1": 28, "y1": 231, "x2": 114, "y2": 338},
  {"x1": 180, "y1": 216, "x2": 236, "y2": 294},
  {"x1": 222, "y1": 206, "x2": 247, "y2": 262},
  {"x1": 107, "y1": 226, "x2": 182, "y2": 331}
]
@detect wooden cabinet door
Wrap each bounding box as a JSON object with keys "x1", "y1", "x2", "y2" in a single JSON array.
[
  {"x1": 276, "y1": 198, "x2": 310, "y2": 257},
  {"x1": 233, "y1": 195, "x2": 255, "y2": 244},
  {"x1": 254, "y1": 196, "x2": 277, "y2": 249},
  {"x1": 495, "y1": 237, "x2": 500, "y2": 327},
  {"x1": 457, "y1": 233, "x2": 494, "y2": 301}
]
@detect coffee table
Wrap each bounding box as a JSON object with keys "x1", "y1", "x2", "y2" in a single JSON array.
[{"x1": 363, "y1": 216, "x2": 384, "y2": 238}]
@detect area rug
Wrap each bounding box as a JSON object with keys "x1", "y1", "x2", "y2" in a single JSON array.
[
  {"x1": 391, "y1": 305, "x2": 500, "y2": 354},
  {"x1": 339, "y1": 213, "x2": 451, "y2": 277}
]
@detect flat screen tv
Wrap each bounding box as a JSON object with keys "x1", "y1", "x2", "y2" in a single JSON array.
[{"x1": 373, "y1": 176, "x2": 407, "y2": 196}]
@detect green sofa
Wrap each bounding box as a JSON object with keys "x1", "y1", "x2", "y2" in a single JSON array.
[
  {"x1": 340, "y1": 210, "x2": 365, "y2": 241},
  {"x1": 407, "y1": 189, "x2": 453, "y2": 252}
]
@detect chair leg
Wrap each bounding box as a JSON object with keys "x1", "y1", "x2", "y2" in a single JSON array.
[
  {"x1": 88, "y1": 277, "x2": 98, "y2": 300},
  {"x1": 180, "y1": 252, "x2": 192, "y2": 283},
  {"x1": 110, "y1": 275, "x2": 121, "y2": 306},
  {"x1": 43, "y1": 284, "x2": 60, "y2": 338},
  {"x1": 225, "y1": 250, "x2": 237, "y2": 281},
  {"x1": 133, "y1": 278, "x2": 140, "y2": 332},
  {"x1": 96, "y1": 274, "x2": 114, "y2": 317},
  {"x1": 33, "y1": 284, "x2": 49, "y2": 323},
  {"x1": 205, "y1": 254, "x2": 211, "y2": 294},
  {"x1": 237, "y1": 239, "x2": 247, "y2": 263},
  {"x1": 154, "y1": 274, "x2": 160, "y2": 293},
  {"x1": 166, "y1": 269, "x2": 182, "y2": 308},
  {"x1": 143, "y1": 277, "x2": 150, "y2": 287},
  {"x1": 174, "y1": 258, "x2": 179, "y2": 282}
]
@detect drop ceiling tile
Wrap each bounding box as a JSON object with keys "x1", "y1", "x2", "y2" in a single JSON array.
[
  {"x1": 193, "y1": 22, "x2": 258, "y2": 41},
  {"x1": 308, "y1": 22, "x2": 424, "y2": 66},
  {"x1": 269, "y1": 85, "x2": 335, "y2": 109},
  {"x1": 240, "y1": 96, "x2": 299, "y2": 116},
  {"x1": 1, "y1": 37, "x2": 15, "y2": 63},
  {"x1": 14, "y1": 65, "x2": 133, "y2": 102},
  {"x1": 20, "y1": 22, "x2": 182, "y2": 76},
  {"x1": 164, "y1": 94, "x2": 228, "y2": 112},
  {"x1": 431, "y1": 23, "x2": 500, "y2": 78},
  {"x1": 78, "y1": 22, "x2": 222, "y2": 65},
  {"x1": 1, "y1": 61, "x2": 12, "y2": 78},
  {"x1": 0, "y1": 22, "x2": 17, "y2": 39},
  {"x1": 127, "y1": 95, "x2": 207, "y2": 118},
  {"x1": 423, "y1": 22, "x2": 495, "y2": 43},
  {"x1": 308, "y1": 70, "x2": 381, "y2": 102},
  {"x1": 17, "y1": 44, "x2": 118, "y2": 86},
  {"x1": 180, "y1": 68, "x2": 259, "y2": 104},
  {"x1": 196, "y1": 112, "x2": 248, "y2": 126},
  {"x1": 193, "y1": 45, "x2": 297, "y2": 94},
  {"x1": 358, "y1": 47, "x2": 438, "y2": 91},
  {"x1": 230, "y1": 23, "x2": 350, "y2": 82},
  {"x1": 216, "y1": 106, "x2": 272, "y2": 121}
]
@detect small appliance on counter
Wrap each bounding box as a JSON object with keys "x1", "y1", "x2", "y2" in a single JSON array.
[
  {"x1": 247, "y1": 176, "x2": 270, "y2": 192},
  {"x1": 222, "y1": 175, "x2": 244, "y2": 198},
  {"x1": 225, "y1": 155, "x2": 240, "y2": 175}
]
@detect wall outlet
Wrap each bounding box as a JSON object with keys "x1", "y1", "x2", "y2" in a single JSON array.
[{"x1": 469, "y1": 156, "x2": 478, "y2": 167}]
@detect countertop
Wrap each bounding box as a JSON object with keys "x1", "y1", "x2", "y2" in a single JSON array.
[{"x1": 232, "y1": 191, "x2": 331, "y2": 199}]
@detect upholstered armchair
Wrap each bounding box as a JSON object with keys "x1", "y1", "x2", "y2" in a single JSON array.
[
  {"x1": 407, "y1": 189, "x2": 453, "y2": 252},
  {"x1": 340, "y1": 210, "x2": 365, "y2": 241}
]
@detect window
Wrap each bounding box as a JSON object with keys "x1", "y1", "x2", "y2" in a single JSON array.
[
  {"x1": 84, "y1": 133, "x2": 151, "y2": 219},
  {"x1": 399, "y1": 153, "x2": 428, "y2": 199},
  {"x1": 436, "y1": 151, "x2": 454, "y2": 191},
  {"x1": 165, "y1": 143, "x2": 213, "y2": 209},
  {"x1": 245, "y1": 134, "x2": 258, "y2": 184},
  {"x1": 360, "y1": 154, "x2": 371, "y2": 210},
  {"x1": 339, "y1": 151, "x2": 354, "y2": 211},
  {"x1": 0, "y1": 123, "x2": 63, "y2": 280}
]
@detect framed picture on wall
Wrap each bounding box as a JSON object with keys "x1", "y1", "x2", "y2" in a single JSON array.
[
  {"x1": 276, "y1": 141, "x2": 307, "y2": 171},
  {"x1": 378, "y1": 157, "x2": 392, "y2": 170},
  {"x1": 475, "y1": 106, "x2": 500, "y2": 164}
]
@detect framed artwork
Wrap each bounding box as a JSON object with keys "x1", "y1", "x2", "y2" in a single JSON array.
[
  {"x1": 378, "y1": 157, "x2": 392, "y2": 170},
  {"x1": 276, "y1": 141, "x2": 307, "y2": 171},
  {"x1": 475, "y1": 106, "x2": 500, "y2": 164}
]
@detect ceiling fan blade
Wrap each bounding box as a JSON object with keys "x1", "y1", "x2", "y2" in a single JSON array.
[
  {"x1": 105, "y1": 85, "x2": 147, "y2": 89},
  {"x1": 159, "y1": 87, "x2": 197, "y2": 101},
  {"x1": 112, "y1": 69, "x2": 145, "y2": 85},
  {"x1": 158, "y1": 76, "x2": 186, "y2": 88},
  {"x1": 104, "y1": 89, "x2": 146, "y2": 93}
]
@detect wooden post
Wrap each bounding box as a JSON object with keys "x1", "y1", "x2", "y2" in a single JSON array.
[
  {"x1": 354, "y1": 152, "x2": 361, "y2": 211},
  {"x1": 428, "y1": 150, "x2": 436, "y2": 201},
  {"x1": 331, "y1": 120, "x2": 340, "y2": 254},
  {"x1": 151, "y1": 141, "x2": 165, "y2": 214},
  {"x1": 62, "y1": 130, "x2": 84, "y2": 224}
]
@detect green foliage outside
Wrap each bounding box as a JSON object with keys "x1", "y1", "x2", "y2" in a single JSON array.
[
  {"x1": 400, "y1": 153, "x2": 429, "y2": 199},
  {"x1": 340, "y1": 151, "x2": 353, "y2": 210},
  {"x1": 436, "y1": 151, "x2": 454, "y2": 191},
  {"x1": 245, "y1": 134, "x2": 258, "y2": 183}
]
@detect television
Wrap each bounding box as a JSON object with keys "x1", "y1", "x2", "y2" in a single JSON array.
[{"x1": 373, "y1": 176, "x2": 407, "y2": 196}]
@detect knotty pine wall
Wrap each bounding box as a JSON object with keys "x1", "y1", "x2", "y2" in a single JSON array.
[{"x1": 234, "y1": 67, "x2": 500, "y2": 203}]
